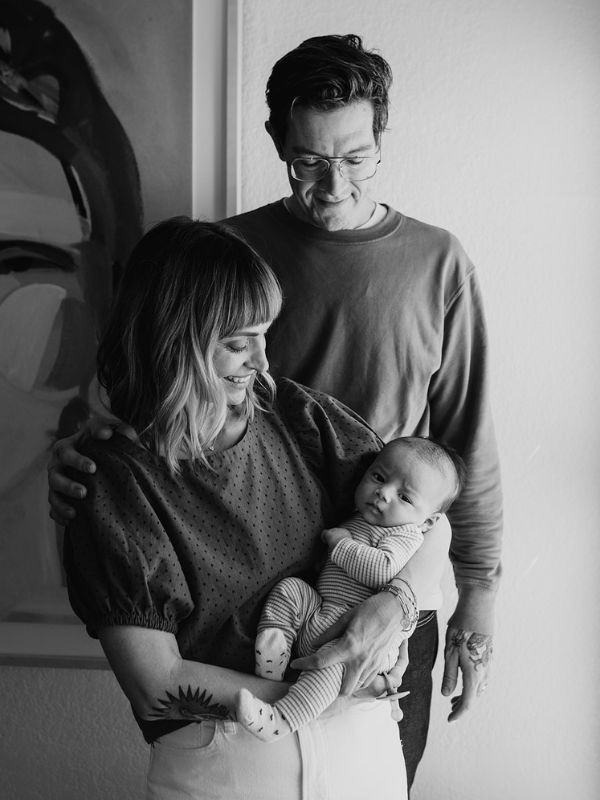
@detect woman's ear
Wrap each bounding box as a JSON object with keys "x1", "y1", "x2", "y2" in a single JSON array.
[
  {"x1": 421, "y1": 512, "x2": 442, "y2": 533},
  {"x1": 265, "y1": 121, "x2": 285, "y2": 160}
]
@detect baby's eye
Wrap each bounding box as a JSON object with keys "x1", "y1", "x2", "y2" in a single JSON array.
[
  {"x1": 371, "y1": 471, "x2": 384, "y2": 482},
  {"x1": 399, "y1": 493, "x2": 413, "y2": 504}
]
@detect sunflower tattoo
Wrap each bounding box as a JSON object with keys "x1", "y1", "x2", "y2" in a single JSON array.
[{"x1": 150, "y1": 686, "x2": 233, "y2": 721}]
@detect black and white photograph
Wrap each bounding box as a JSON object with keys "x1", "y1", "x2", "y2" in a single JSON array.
[{"x1": 1, "y1": 1, "x2": 598, "y2": 798}]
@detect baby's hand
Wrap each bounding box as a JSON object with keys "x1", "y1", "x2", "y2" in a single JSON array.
[{"x1": 322, "y1": 527, "x2": 352, "y2": 550}]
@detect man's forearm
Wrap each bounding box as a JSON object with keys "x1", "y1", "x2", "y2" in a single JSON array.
[{"x1": 449, "y1": 583, "x2": 497, "y2": 635}]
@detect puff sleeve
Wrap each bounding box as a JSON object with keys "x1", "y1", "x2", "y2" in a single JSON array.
[
  {"x1": 63, "y1": 439, "x2": 194, "y2": 639},
  {"x1": 275, "y1": 378, "x2": 383, "y2": 520}
]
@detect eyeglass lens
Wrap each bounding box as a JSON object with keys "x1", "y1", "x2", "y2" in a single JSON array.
[{"x1": 291, "y1": 157, "x2": 378, "y2": 181}]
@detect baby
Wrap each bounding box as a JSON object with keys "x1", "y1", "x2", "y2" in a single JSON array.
[{"x1": 236, "y1": 436, "x2": 465, "y2": 742}]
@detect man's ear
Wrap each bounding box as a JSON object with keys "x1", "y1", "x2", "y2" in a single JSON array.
[
  {"x1": 421, "y1": 512, "x2": 442, "y2": 533},
  {"x1": 265, "y1": 121, "x2": 285, "y2": 160}
]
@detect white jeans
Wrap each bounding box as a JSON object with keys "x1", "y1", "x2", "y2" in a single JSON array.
[{"x1": 146, "y1": 698, "x2": 407, "y2": 800}]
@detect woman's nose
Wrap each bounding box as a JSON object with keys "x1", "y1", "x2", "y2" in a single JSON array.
[{"x1": 248, "y1": 337, "x2": 269, "y2": 372}]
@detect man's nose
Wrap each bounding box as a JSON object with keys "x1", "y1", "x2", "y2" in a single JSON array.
[{"x1": 320, "y1": 161, "x2": 347, "y2": 195}]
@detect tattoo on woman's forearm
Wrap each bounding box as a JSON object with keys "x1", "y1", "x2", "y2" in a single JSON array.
[{"x1": 149, "y1": 685, "x2": 233, "y2": 721}]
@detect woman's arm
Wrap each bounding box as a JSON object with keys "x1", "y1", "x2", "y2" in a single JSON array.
[{"x1": 100, "y1": 626, "x2": 289, "y2": 723}]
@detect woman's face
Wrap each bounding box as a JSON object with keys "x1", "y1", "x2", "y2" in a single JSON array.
[{"x1": 213, "y1": 321, "x2": 271, "y2": 406}]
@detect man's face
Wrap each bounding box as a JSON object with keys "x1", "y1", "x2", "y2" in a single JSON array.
[{"x1": 271, "y1": 100, "x2": 380, "y2": 231}]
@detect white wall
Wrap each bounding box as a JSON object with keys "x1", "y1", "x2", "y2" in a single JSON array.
[
  {"x1": 1, "y1": 666, "x2": 147, "y2": 800},
  {"x1": 240, "y1": 2, "x2": 600, "y2": 799}
]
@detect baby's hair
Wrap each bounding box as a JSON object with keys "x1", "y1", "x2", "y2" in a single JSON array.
[{"x1": 382, "y1": 436, "x2": 467, "y2": 513}]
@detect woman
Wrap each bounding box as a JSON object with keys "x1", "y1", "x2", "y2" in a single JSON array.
[{"x1": 63, "y1": 217, "x2": 448, "y2": 799}]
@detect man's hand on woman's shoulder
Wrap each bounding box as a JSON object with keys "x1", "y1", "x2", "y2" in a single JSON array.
[{"x1": 47, "y1": 416, "x2": 136, "y2": 524}]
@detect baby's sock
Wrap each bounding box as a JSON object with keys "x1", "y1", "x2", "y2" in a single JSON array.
[
  {"x1": 254, "y1": 628, "x2": 292, "y2": 680},
  {"x1": 236, "y1": 688, "x2": 292, "y2": 742},
  {"x1": 237, "y1": 664, "x2": 344, "y2": 742}
]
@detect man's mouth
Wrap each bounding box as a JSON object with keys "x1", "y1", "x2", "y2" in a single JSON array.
[{"x1": 316, "y1": 196, "x2": 348, "y2": 206}]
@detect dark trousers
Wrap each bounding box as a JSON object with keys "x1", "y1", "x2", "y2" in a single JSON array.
[{"x1": 398, "y1": 610, "x2": 439, "y2": 791}]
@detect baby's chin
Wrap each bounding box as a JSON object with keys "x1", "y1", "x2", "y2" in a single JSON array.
[{"x1": 358, "y1": 506, "x2": 393, "y2": 526}]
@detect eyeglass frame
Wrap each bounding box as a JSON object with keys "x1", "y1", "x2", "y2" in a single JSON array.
[{"x1": 287, "y1": 152, "x2": 381, "y2": 182}]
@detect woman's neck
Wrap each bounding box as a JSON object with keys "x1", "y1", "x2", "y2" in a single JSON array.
[{"x1": 211, "y1": 407, "x2": 248, "y2": 452}]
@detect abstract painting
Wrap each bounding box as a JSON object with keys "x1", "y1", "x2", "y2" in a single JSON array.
[{"x1": 0, "y1": 0, "x2": 192, "y2": 627}]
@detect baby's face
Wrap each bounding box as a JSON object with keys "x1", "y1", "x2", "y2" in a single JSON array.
[{"x1": 354, "y1": 445, "x2": 450, "y2": 529}]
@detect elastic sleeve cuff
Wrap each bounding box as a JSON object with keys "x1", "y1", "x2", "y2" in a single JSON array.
[{"x1": 88, "y1": 610, "x2": 178, "y2": 639}]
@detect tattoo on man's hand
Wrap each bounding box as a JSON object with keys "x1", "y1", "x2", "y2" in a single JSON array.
[
  {"x1": 450, "y1": 629, "x2": 468, "y2": 648},
  {"x1": 150, "y1": 685, "x2": 233, "y2": 721},
  {"x1": 451, "y1": 629, "x2": 493, "y2": 671},
  {"x1": 466, "y1": 632, "x2": 493, "y2": 670}
]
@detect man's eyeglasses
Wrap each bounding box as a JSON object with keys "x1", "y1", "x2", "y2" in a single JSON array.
[{"x1": 289, "y1": 155, "x2": 381, "y2": 182}]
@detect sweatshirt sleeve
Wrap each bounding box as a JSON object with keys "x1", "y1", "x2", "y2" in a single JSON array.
[{"x1": 428, "y1": 252, "x2": 503, "y2": 593}]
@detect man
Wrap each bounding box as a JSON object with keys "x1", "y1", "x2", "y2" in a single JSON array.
[
  {"x1": 225, "y1": 34, "x2": 502, "y2": 786},
  {"x1": 49, "y1": 35, "x2": 502, "y2": 789}
]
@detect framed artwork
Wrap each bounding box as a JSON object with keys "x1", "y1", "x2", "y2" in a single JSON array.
[
  {"x1": 225, "y1": 0, "x2": 242, "y2": 216},
  {"x1": 0, "y1": 0, "x2": 197, "y2": 666}
]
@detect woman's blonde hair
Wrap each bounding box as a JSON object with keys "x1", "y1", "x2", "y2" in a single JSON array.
[{"x1": 97, "y1": 217, "x2": 283, "y2": 471}]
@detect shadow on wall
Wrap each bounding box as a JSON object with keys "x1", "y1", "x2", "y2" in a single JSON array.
[{"x1": 0, "y1": 0, "x2": 143, "y2": 613}]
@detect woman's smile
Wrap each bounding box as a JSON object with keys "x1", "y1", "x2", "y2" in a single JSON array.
[{"x1": 213, "y1": 321, "x2": 271, "y2": 403}]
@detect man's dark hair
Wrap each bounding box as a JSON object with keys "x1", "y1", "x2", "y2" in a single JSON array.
[{"x1": 266, "y1": 34, "x2": 393, "y2": 145}]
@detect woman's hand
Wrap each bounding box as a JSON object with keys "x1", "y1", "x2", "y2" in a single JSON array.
[
  {"x1": 323, "y1": 640, "x2": 410, "y2": 723},
  {"x1": 48, "y1": 416, "x2": 136, "y2": 524},
  {"x1": 291, "y1": 590, "x2": 410, "y2": 695},
  {"x1": 353, "y1": 639, "x2": 410, "y2": 720},
  {"x1": 354, "y1": 639, "x2": 409, "y2": 698}
]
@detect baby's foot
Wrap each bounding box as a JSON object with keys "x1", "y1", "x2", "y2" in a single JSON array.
[
  {"x1": 236, "y1": 688, "x2": 292, "y2": 742},
  {"x1": 254, "y1": 628, "x2": 291, "y2": 680}
]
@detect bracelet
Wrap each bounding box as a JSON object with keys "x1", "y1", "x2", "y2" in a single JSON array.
[{"x1": 379, "y1": 579, "x2": 419, "y2": 633}]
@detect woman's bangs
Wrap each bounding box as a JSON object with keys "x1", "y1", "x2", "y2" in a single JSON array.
[{"x1": 221, "y1": 262, "x2": 282, "y2": 336}]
